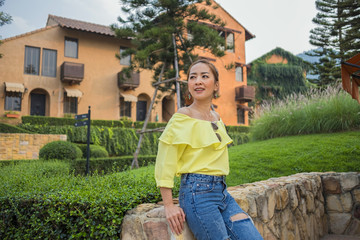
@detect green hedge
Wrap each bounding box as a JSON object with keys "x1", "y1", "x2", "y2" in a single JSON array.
[
  {"x1": 21, "y1": 115, "x2": 133, "y2": 128},
  {"x1": 0, "y1": 122, "x2": 32, "y2": 133},
  {"x1": 226, "y1": 125, "x2": 250, "y2": 133},
  {"x1": 70, "y1": 155, "x2": 156, "y2": 175},
  {"x1": 19, "y1": 124, "x2": 162, "y2": 156},
  {"x1": 0, "y1": 161, "x2": 175, "y2": 239}
]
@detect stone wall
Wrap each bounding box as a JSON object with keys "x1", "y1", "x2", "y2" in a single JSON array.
[
  {"x1": 121, "y1": 172, "x2": 360, "y2": 240},
  {"x1": 0, "y1": 133, "x2": 67, "y2": 160}
]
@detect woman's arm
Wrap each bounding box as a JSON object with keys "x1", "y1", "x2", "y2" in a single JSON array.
[{"x1": 160, "y1": 187, "x2": 186, "y2": 235}]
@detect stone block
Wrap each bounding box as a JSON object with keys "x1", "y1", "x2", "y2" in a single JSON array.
[
  {"x1": 326, "y1": 195, "x2": 343, "y2": 212},
  {"x1": 345, "y1": 219, "x2": 360, "y2": 235},
  {"x1": 328, "y1": 212, "x2": 352, "y2": 234},
  {"x1": 353, "y1": 188, "x2": 360, "y2": 203},
  {"x1": 306, "y1": 192, "x2": 315, "y2": 213},
  {"x1": 288, "y1": 185, "x2": 298, "y2": 211},
  {"x1": 267, "y1": 189, "x2": 276, "y2": 220},
  {"x1": 146, "y1": 206, "x2": 166, "y2": 218},
  {"x1": 322, "y1": 176, "x2": 341, "y2": 194},
  {"x1": 294, "y1": 208, "x2": 306, "y2": 240},
  {"x1": 340, "y1": 173, "x2": 359, "y2": 191},
  {"x1": 256, "y1": 194, "x2": 269, "y2": 223},
  {"x1": 247, "y1": 195, "x2": 257, "y2": 218},
  {"x1": 121, "y1": 215, "x2": 145, "y2": 240},
  {"x1": 143, "y1": 221, "x2": 170, "y2": 240},
  {"x1": 340, "y1": 192, "x2": 353, "y2": 212}
]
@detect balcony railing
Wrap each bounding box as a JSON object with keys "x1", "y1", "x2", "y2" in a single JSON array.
[
  {"x1": 61, "y1": 62, "x2": 84, "y2": 84},
  {"x1": 118, "y1": 71, "x2": 140, "y2": 90},
  {"x1": 235, "y1": 85, "x2": 255, "y2": 102}
]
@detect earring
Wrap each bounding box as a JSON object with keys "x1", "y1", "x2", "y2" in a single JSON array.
[
  {"x1": 188, "y1": 93, "x2": 192, "y2": 100},
  {"x1": 214, "y1": 92, "x2": 219, "y2": 99}
]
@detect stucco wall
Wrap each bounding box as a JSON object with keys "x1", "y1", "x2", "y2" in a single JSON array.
[
  {"x1": 121, "y1": 172, "x2": 360, "y2": 240},
  {"x1": 0, "y1": 133, "x2": 67, "y2": 160}
]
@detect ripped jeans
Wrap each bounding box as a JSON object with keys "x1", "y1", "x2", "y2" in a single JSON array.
[{"x1": 179, "y1": 173, "x2": 263, "y2": 240}]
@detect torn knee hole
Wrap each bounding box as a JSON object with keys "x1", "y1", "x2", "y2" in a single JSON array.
[{"x1": 230, "y1": 213, "x2": 248, "y2": 222}]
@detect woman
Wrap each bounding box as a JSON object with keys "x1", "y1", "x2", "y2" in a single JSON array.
[{"x1": 155, "y1": 59, "x2": 263, "y2": 240}]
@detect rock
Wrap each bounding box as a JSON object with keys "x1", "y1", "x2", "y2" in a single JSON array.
[
  {"x1": 340, "y1": 192, "x2": 353, "y2": 212},
  {"x1": 326, "y1": 195, "x2": 343, "y2": 212},
  {"x1": 146, "y1": 206, "x2": 166, "y2": 218},
  {"x1": 328, "y1": 213, "x2": 352, "y2": 234},
  {"x1": 306, "y1": 192, "x2": 315, "y2": 213},
  {"x1": 267, "y1": 189, "x2": 276, "y2": 220},
  {"x1": 143, "y1": 221, "x2": 170, "y2": 240},
  {"x1": 288, "y1": 185, "x2": 298, "y2": 211},
  {"x1": 353, "y1": 188, "x2": 360, "y2": 202},
  {"x1": 322, "y1": 176, "x2": 342, "y2": 194},
  {"x1": 256, "y1": 194, "x2": 269, "y2": 223},
  {"x1": 340, "y1": 173, "x2": 359, "y2": 191}
]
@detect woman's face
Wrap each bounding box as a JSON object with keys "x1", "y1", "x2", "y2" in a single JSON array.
[{"x1": 188, "y1": 63, "x2": 219, "y2": 101}]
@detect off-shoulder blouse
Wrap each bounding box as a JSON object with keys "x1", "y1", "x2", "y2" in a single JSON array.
[{"x1": 155, "y1": 113, "x2": 233, "y2": 188}]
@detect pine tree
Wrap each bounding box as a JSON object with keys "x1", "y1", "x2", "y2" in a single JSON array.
[
  {"x1": 112, "y1": 0, "x2": 226, "y2": 96},
  {"x1": 308, "y1": 0, "x2": 359, "y2": 86},
  {"x1": 0, "y1": 0, "x2": 12, "y2": 58}
]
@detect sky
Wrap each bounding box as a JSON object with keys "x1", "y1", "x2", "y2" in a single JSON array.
[{"x1": 0, "y1": 0, "x2": 318, "y2": 63}]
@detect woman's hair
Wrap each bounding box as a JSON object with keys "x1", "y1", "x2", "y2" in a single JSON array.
[{"x1": 185, "y1": 59, "x2": 220, "y2": 106}]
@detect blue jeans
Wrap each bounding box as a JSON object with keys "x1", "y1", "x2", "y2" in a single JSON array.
[{"x1": 179, "y1": 173, "x2": 263, "y2": 240}]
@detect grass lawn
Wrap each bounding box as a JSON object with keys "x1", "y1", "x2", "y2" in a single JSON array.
[{"x1": 226, "y1": 130, "x2": 360, "y2": 186}]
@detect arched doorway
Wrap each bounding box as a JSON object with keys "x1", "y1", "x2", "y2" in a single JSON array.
[
  {"x1": 29, "y1": 89, "x2": 49, "y2": 116},
  {"x1": 162, "y1": 95, "x2": 175, "y2": 122},
  {"x1": 136, "y1": 93, "x2": 151, "y2": 121}
]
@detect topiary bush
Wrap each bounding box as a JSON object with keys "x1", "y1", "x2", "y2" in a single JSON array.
[
  {"x1": 76, "y1": 144, "x2": 109, "y2": 158},
  {"x1": 39, "y1": 141, "x2": 83, "y2": 160}
]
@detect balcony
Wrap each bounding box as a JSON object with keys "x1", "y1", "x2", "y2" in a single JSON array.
[
  {"x1": 61, "y1": 62, "x2": 84, "y2": 84},
  {"x1": 118, "y1": 71, "x2": 140, "y2": 90},
  {"x1": 235, "y1": 85, "x2": 255, "y2": 102}
]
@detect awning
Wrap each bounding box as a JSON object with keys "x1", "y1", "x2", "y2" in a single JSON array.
[
  {"x1": 64, "y1": 88, "x2": 83, "y2": 97},
  {"x1": 341, "y1": 53, "x2": 360, "y2": 103},
  {"x1": 4, "y1": 82, "x2": 25, "y2": 93},
  {"x1": 120, "y1": 92, "x2": 138, "y2": 102},
  {"x1": 237, "y1": 104, "x2": 252, "y2": 111}
]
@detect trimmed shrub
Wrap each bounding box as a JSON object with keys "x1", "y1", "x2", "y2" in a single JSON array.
[
  {"x1": 76, "y1": 144, "x2": 109, "y2": 158},
  {"x1": 0, "y1": 163, "x2": 177, "y2": 239},
  {"x1": 226, "y1": 125, "x2": 250, "y2": 133},
  {"x1": 70, "y1": 155, "x2": 156, "y2": 175},
  {"x1": 20, "y1": 125, "x2": 161, "y2": 156},
  {"x1": 21, "y1": 115, "x2": 133, "y2": 128},
  {"x1": 39, "y1": 141, "x2": 83, "y2": 160},
  {"x1": 0, "y1": 122, "x2": 32, "y2": 133}
]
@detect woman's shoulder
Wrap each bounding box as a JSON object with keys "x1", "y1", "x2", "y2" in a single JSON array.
[
  {"x1": 176, "y1": 107, "x2": 191, "y2": 116},
  {"x1": 211, "y1": 110, "x2": 220, "y2": 121}
]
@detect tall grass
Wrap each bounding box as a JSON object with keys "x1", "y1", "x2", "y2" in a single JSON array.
[{"x1": 251, "y1": 85, "x2": 360, "y2": 140}]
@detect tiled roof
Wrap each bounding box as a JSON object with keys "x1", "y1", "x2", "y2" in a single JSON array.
[{"x1": 46, "y1": 14, "x2": 116, "y2": 37}]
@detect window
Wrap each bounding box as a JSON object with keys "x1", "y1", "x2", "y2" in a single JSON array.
[
  {"x1": 24, "y1": 46, "x2": 40, "y2": 75},
  {"x1": 42, "y1": 49, "x2": 57, "y2": 77},
  {"x1": 64, "y1": 93, "x2": 78, "y2": 114},
  {"x1": 237, "y1": 107, "x2": 245, "y2": 124},
  {"x1": 236, "y1": 65, "x2": 243, "y2": 82},
  {"x1": 120, "y1": 47, "x2": 131, "y2": 66},
  {"x1": 65, "y1": 37, "x2": 78, "y2": 58},
  {"x1": 218, "y1": 30, "x2": 234, "y2": 53},
  {"x1": 5, "y1": 92, "x2": 22, "y2": 111},
  {"x1": 120, "y1": 97, "x2": 132, "y2": 117},
  {"x1": 226, "y1": 33, "x2": 234, "y2": 52}
]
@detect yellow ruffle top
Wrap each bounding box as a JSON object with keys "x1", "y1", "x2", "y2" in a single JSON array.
[{"x1": 155, "y1": 113, "x2": 233, "y2": 188}]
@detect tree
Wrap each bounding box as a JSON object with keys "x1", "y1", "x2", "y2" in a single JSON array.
[
  {"x1": 112, "y1": 0, "x2": 227, "y2": 95},
  {"x1": 308, "y1": 0, "x2": 359, "y2": 86},
  {"x1": 0, "y1": 0, "x2": 12, "y2": 58}
]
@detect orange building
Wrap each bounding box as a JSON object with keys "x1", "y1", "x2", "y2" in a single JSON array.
[{"x1": 0, "y1": 2, "x2": 255, "y2": 125}]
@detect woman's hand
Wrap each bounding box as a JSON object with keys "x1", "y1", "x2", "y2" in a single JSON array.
[
  {"x1": 160, "y1": 187, "x2": 186, "y2": 235},
  {"x1": 164, "y1": 204, "x2": 186, "y2": 235}
]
